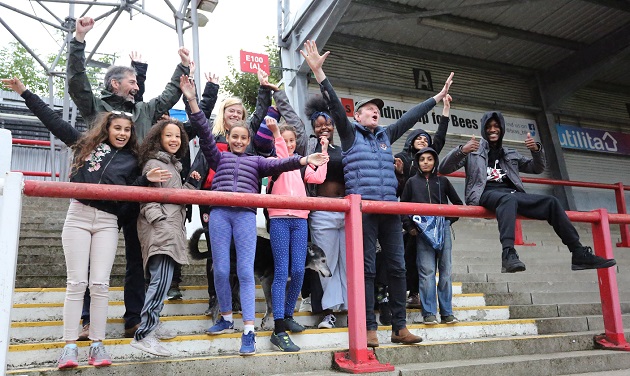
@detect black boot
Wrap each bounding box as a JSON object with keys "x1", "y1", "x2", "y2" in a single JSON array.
[
  {"x1": 501, "y1": 247, "x2": 526, "y2": 273},
  {"x1": 571, "y1": 246, "x2": 616, "y2": 270}
]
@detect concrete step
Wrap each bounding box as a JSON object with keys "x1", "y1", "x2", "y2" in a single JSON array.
[
  {"x1": 453, "y1": 271, "x2": 630, "y2": 283},
  {"x1": 14, "y1": 274, "x2": 212, "y2": 289},
  {"x1": 16, "y1": 262, "x2": 209, "y2": 276},
  {"x1": 7, "y1": 330, "x2": 628, "y2": 375},
  {"x1": 509, "y1": 302, "x2": 630, "y2": 318},
  {"x1": 10, "y1": 306, "x2": 509, "y2": 344},
  {"x1": 461, "y1": 281, "x2": 630, "y2": 294},
  {"x1": 484, "y1": 291, "x2": 630, "y2": 305},
  {"x1": 453, "y1": 263, "x2": 622, "y2": 274},
  {"x1": 5, "y1": 319, "x2": 539, "y2": 370},
  {"x1": 389, "y1": 349, "x2": 630, "y2": 375},
  {"x1": 8, "y1": 294, "x2": 489, "y2": 322}
]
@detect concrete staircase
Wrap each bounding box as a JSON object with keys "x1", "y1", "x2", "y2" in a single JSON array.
[{"x1": 7, "y1": 196, "x2": 630, "y2": 375}]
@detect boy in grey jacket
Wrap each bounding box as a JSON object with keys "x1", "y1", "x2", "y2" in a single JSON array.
[{"x1": 439, "y1": 111, "x2": 616, "y2": 273}]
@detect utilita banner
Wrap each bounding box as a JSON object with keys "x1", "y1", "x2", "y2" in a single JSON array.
[{"x1": 556, "y1": 124, "x2": 630, "y2": 156}]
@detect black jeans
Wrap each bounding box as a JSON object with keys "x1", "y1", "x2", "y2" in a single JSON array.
[
  {"x1": 362, "y1": 213, "x2": 407, "y2": 331},
  {"x1": 122, "y1": 219, "x2": 145, "y2": 329},
  {"x1": 479, "y1": 188, "x2": 581, "y2": 251}
]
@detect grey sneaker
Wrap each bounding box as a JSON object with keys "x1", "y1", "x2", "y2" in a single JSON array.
[
  {"x1": 155, "y1": 322, "x2": 176, "y2": 340},
  {"x1": 57, "y1": 345, "x2": 79, "y2": 369},
  {"x1": 284, "y1": 317, "x2": 305, "y2": 333},
  {"x1": 423, "y1": 315, "x2": 438, "y2": 325},
  {"x1": 130, "y1": 333, "x2": 171, "y2": 357},
  {"x1": 88, "y1": 342, "x2": 112, "y2": 367},
  {"x1": 441, "y1": 315, "x2": 459, "y2": 324},
  {"x1": 167, "y1": 286, "x2": 182, "y2": 300}
]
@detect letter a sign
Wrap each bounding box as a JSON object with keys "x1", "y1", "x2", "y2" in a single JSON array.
[{"x1": 240, "y1": 50, "x2": 270, "y2": 74}]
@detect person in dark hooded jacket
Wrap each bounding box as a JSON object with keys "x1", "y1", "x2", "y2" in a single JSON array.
[
  {"x1": 394, "y1": 95, "x2": 451, "y2": 309},
  {"x1": 439, "y1": 111, "x2": 616, "y2": 273},
  {"x1": 401, "y1": 147, "x2": 462, "y2": 325}
]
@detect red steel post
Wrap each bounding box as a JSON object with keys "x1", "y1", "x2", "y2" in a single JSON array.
[
  {"x1": 591, "y1": 208, "x2": 630, "y2": 351},
  {"x1": 614, "y1": 182, "x2": 630, "y2": 248},
  {"x1": 514, "y1": 219, "x2": 535, "y2": 246},
  {"x1": 334, "y1": 194, "x2": 394, "y2": 373}
]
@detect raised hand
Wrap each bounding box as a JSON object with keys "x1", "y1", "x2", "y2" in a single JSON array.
[
  {"x1": 75, "y1": 17, "x2": 94, "y2": 42},
  {"x1": 525, "y1": 132, "x2": 539, "y2": 151},
  {"x1": 190, "y1": 170, "x2": 201, "y2": 181},
  {"x1": 129, "y1": 51, "x2": 144, "y2": 63},
  {"x1": 434, "y1": 72, "x2": 454, "y2": 103},
  {"x1": 178, "y1": 47, "x2": 191, "y2": 67},
  {"x1": 146, "y1": 167, "x2": 173, "y2": 182},
  {"x1": 257, "y1": 68, "x2": 279, "y2": 91},
  {"x1": 188, "y1": 60, "x2": 196, "y2": 77},
  {"x1": 205, "y1": 72, "x2": 220, "y2": 84},
  {"x1": 266, "y1": 117, "x2": 279, "y2": 136},
  {"x1": 179, "y1": 75, "x2": 196, "y2": 100},
  {"x1": 1, "y1": 77, "x2": 27, "y2": 95},
  {"x1": 462, "y1": 135, "x2": 479, "y2": 154},
  {"x1": 299, "y1": 40, "x2": 330, "y2": 83},
  {"x1": 442, "y1": 94, "x2": 452, "y2": 117},
  {"x1": 305, "y1": 152, "x2": 329, "y2": 167}
]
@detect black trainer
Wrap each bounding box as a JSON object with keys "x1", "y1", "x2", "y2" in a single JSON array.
[
  {"x1": 571, "y1": 246, "x2": 616, "y2": 271},
  {"x1": 284, "y1": 317, "x2": 305, "y2": 333},
  {"x1": 501, "y1": 248, "x2": 526, "y2": 273}
]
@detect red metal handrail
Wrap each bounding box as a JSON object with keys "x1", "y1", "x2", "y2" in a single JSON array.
[
  {"x1": 12, "y1": 138, "x2": 52, "y2": 147},
  {"x1": 445, "y1": 171, "x2": 630, "y2": 248},
  {"x1": 19, "y1": 180, "x2": 630, "y2": 372}
]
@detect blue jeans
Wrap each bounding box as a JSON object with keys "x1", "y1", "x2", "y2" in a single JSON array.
[
  {"x1": 362, "y1": 213, "x2": 407, "y2": 331},
  {"x1": 416, "y1": 220, "x2": 452, "y2": 317}
]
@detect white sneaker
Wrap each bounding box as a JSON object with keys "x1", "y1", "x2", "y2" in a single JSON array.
[
  {"x1": 155, "y1": 322, "x2": 176, "y2": 340},
  {"x1": 130, "y1": 333, "x2": 171, "y2": 357},
  {"x1": 299, "y1": 296, "x2": 312, "y2": 312},
  {"x1": 318, "y1": 314, "x2": 336, "y2": 329}
]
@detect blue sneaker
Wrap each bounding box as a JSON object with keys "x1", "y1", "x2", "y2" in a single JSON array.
[
  {"x1": 205, "y1": 316, "x2": 235, "y2": 335},
  {"x1": 239, "y1": 332, "x2": 256, "y2": 356}
]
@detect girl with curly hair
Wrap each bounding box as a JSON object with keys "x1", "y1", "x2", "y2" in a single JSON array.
[{"x1": 130, "y1": 118, "x2": 194, "y2": 357}]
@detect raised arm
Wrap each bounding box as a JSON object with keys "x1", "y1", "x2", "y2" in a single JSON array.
[
  {"x1": 199, "y1": 72, "x2": 220, "y2": 119},
  {"x1": 2, "y1": 78, "x2": 81, "y2": 146},
  {"x1": 248, "y1": 68, "x2": 273, "y2": 136},
  {"x1": 519, "y1": 132, "x2": 546, "y2": 174},
  {"x1": 301, "y1": 40, "x2": 354, "y2": 149},
  {"x1": 386, "y1": 73, "x2": 453, "y2": 144},
  {"x1": 273, "y1": 90, "x2": 308, "y2": 157},
  {"x1": 432, "y1": 94, "x2": 452, "y2": 154},
  {"x1": 68, "y1": 17, "x2": 98, "y2": 126},
  {"x1": 143, "y1": 47, "x2": 190, "y2": 124},
  {"x1": 130, "y1": 51, "x2": 147, "y2": 103},
  {"x1": 181, "y1": 75, "x2": 221, "y2": 171},
  {"x1": 303, "y1": 136, "x2": 328, "y2": 184}
]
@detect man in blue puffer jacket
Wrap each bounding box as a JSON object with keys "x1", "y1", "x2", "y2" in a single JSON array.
[{"x1": 301, "y1": 40, "x2": 453, "y2": 347}]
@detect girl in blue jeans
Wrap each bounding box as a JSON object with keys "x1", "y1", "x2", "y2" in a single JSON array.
[
  {"x1": 180, "y1": 76, "x2": 328, "y2": 355},
  {"x1": 400, "y1": 146, "x2": 463, "y2": 325}
]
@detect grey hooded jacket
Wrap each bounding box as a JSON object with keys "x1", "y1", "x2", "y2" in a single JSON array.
[{"x1": 438, "y1": 111, "x2": 545, "y2": 206}]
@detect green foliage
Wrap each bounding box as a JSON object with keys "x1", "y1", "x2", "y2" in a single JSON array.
[
  {"x1": 0, "y1": 40, "x2": 115, "y2": 98},
  {"x1": 0, "y1": 41, "x2": 48, "y2": 95},
  {"x1": 220, "y1": 36, "x2": 282, "y2": 115}
]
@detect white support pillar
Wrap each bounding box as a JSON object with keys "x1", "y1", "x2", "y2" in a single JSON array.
[{"x1": 0, "y1": 129, "x2": 23, "y2": 372}]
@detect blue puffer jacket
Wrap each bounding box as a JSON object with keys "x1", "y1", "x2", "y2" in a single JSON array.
[
  {"x1": 343, "y1": 122, "x2": 398, "y2": 201},
  {"x1": 189, "y1": 110, "x2": 303, "y2": 211}
]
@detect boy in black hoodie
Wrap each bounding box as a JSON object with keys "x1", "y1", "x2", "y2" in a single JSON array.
[{"x1": 401, "y1": 147, "x2": 463, "y2": 324}]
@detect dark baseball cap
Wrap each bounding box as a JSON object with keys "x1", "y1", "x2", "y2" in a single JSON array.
[{"x1": 355, "y1": 98, "x2": 384, "y2": 112}]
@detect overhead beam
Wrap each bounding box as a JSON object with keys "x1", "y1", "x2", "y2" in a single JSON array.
[
  {"x1": 540, "y1": 22, "x2": 630, "y2": 109},
  {"x1": 341, "y1": 0, "x2": 584, "y2": 50},
  {"x1": 328, "y1": 33, "x2": 534, "y2": 77}
]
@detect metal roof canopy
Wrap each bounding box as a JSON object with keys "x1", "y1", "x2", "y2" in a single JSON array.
[
  {"x1": 0, "y1": 0, "x2": 208, "y2": 180},
  {"x1": 278, "y1": 0, "x2": 630, "y2": 121},
  {"x1": 277, "y1": 0, "x2": 630, "y2": 212}
]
